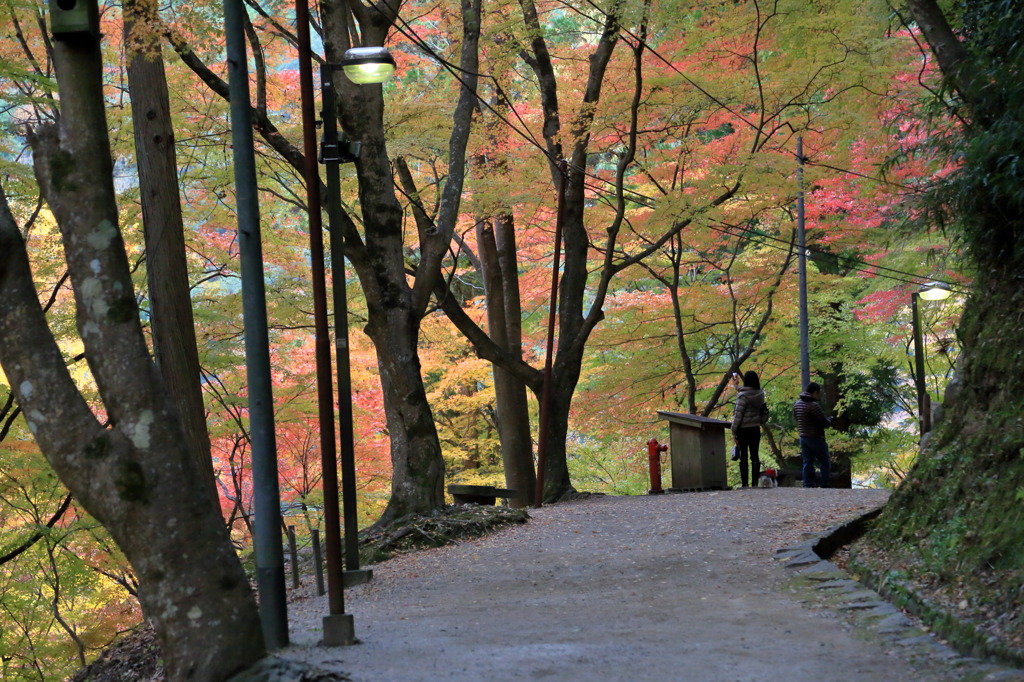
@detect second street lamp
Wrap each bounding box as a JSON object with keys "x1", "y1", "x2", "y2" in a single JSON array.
[
  {"x1": 911, "y1": 281, "x2": 952, "y2": 437},
  {"x1": 320, "y1": 49, "x2": 395, "y2": 588},
  {"x1": 295, "y1": 6, "x2": 397, "y2": 642}
]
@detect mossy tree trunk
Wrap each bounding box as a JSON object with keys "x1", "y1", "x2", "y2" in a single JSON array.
[
  {"x1": 862, "y1": 0, "x2": 1024, "y2": 575},
  {"x1": 0, "y1": 33, "x2": 264, "y2": 681}
]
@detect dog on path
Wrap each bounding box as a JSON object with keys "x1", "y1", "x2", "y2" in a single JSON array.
[{"x1": 758, "y1": 468, "x2": 778, "y2": 488}]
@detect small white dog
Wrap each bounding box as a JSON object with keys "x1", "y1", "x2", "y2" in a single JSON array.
[{"x1": 758, "y1": 468, "x2": 778, "y2": 488}]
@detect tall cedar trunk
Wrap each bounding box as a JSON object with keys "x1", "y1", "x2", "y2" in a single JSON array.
[
  {"x1": 124, "y1": 0, "x2": 218, "y2": 510},
  {"x1": 478, "y1": 215, "x2": 535, "y2": 507},
  {"x1": 495, "y1": 215, "x2": 537, "y2": 501},
  {"x1": 0, "y1": 33, "x2": 264, "y2": 680}
]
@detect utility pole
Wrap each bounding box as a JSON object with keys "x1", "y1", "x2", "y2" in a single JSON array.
[
  {"x1": 797, "y1": 137, "x2": 810, "y2": 390},
  {"x1": 224, "y1": 0, "x2": 288, "y2": 648}
]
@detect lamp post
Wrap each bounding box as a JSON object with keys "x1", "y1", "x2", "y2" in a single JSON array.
[
  {"x1": 294, "y1": 0, "x2": 396, "y2": 642},
  {"x1": 911, "y1": 281, "x2": 952, "y2": 436},
  {"x1": 320, "y1": 48, "x2": 394, "y2": 584}
]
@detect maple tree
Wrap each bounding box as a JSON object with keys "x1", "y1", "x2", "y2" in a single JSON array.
[
  {"x1": 163, "y1": 0, "x2": 494, "y2": 522},
  {"x1": 428, "y1": 0, "x2": 928, "y2": 500},
  {"x1": 152, "y1": 0, "x2": 940, "y2": 509}
]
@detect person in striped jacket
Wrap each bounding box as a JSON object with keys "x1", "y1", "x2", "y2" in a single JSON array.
[{"x1": 793, "y1": 382, "x2": 834, "y2": 488}]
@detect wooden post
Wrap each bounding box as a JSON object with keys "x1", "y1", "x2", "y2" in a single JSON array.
[
  {"x1": 312, "y1": 529, "x2": 326, "y2": 596},
  {"x1": 287, "y1": 526, "x2": 299, "y2": 589}
]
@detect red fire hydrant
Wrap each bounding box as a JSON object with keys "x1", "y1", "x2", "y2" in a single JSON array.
[{"x1": 647, "y1": 437, "x2": 668, "y2": 494}]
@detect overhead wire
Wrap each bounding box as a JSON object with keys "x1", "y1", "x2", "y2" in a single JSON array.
[{"x1": 365, "y1": 0, "x2": 965, "y2": 294}]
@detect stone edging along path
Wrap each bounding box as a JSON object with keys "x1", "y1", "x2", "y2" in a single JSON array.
[{"x1": 778, "y1": 504, "x2": 1024, "y2": 679}]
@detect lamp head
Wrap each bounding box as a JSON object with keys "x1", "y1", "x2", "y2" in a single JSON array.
[
  {"x1": 340, "y1": 47, "x2": 396, "y2": 85},
  {"x1": 918, "y1": 281, "x2": 952, "y2": 301},
  {"x1": 49, "y1": 0, "x2": 99, "y2": 38}
]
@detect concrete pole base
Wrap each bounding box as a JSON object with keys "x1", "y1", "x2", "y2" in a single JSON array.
[
  {"x1": 343, "y1": 568, "x2": 373, "y2": 587},
  {"x1": 321, "y1": 613, "x2": 356, "y2": 647}
]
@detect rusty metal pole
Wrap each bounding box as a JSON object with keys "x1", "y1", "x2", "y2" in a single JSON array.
[
  {"x1": 534, "y1": 161, "x2": 568, "y2": 507},
  {"x1": 320, "y1": 64, "x2": 372, "y2": 586},
  {"x1": 295, "y1": 0, "x2": 353, "y2": 645}
]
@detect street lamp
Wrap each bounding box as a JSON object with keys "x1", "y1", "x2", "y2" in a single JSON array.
[
  {"x1": 918, "y1": 281, "x2": 952, "y2": 301},
  {"x1": 911, "y1": 281, "x2": 952, "y2": 437},
  {"x1": 320, "y1": 50, "x2": 395, "y2": 584},
  {"x1": 224, "y1": 0, "x2": 288, "y2": 648},
  {"x1": 295, "y1": 0, "x2": 396, "y2": 643}
]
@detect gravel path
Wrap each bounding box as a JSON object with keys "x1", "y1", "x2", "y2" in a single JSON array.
[{"x1": 279, "y1": 489, "x2": 1024, "y2": 681}]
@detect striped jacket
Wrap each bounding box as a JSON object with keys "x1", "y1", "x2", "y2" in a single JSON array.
[{"x1": 793, "y1": 392, "x2": 830, "y2": 438}]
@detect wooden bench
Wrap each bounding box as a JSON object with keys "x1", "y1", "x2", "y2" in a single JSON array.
[{"x1": 447, "y1": 484, "x2": 517, "y2": 506}]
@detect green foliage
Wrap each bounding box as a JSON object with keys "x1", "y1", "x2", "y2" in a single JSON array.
[
  {"x1": 919, "y1": 2, "x2": 1024, "y2": 274},
  {"x1": 566, "y1": 436, "x2": 652, "y2": 496},
  {"x1": 840, "y1": 362, "x2": 903, "y2": 427},
  {"x1": 852, "y1": 4, "x2": 1024, "y2": 654},
  {"x1": 0, "y1": 430, "x2": 140, "y2": 680}
]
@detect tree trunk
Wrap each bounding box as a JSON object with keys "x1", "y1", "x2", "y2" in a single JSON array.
[
  {"x1": 362, "y1": 298, "x2": 445, "y2": 523},
  {"x1": 539, "y1": 340, "x2": 589, "y2": 502},
  {"x1": 124, "y1": 0, "x2": 218, "y2": 511},
  {"x1": 0, "y1": 32, "x2": 264, "y2": 680},
  {"x1": 478, "y1": 215, "x2": 535, "y2": 507}
]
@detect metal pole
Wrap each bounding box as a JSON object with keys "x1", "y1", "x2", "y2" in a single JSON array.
[
  {"x1": 911, "y1": 292, "x2": 927, "y2": 436},
  {"x1": 534, "y1": 161, "x2": 568, "y2": 507},
  {"x1": 796, "y1": 137, "x2": 810, "y2": 390},
  {"x1": 320, "y1": 65, "x2": 364, "y2": 575},
  {"x1": 295, "y1": 0, "x2": 354, "y2": 646},
  {"x1": 224, "y1": 0, "x2": 288, "y2": 648}
]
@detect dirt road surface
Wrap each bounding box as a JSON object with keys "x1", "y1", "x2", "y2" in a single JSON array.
[{"x1": 280, "y1": 489, "x2": 1024, "y2": 681}]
